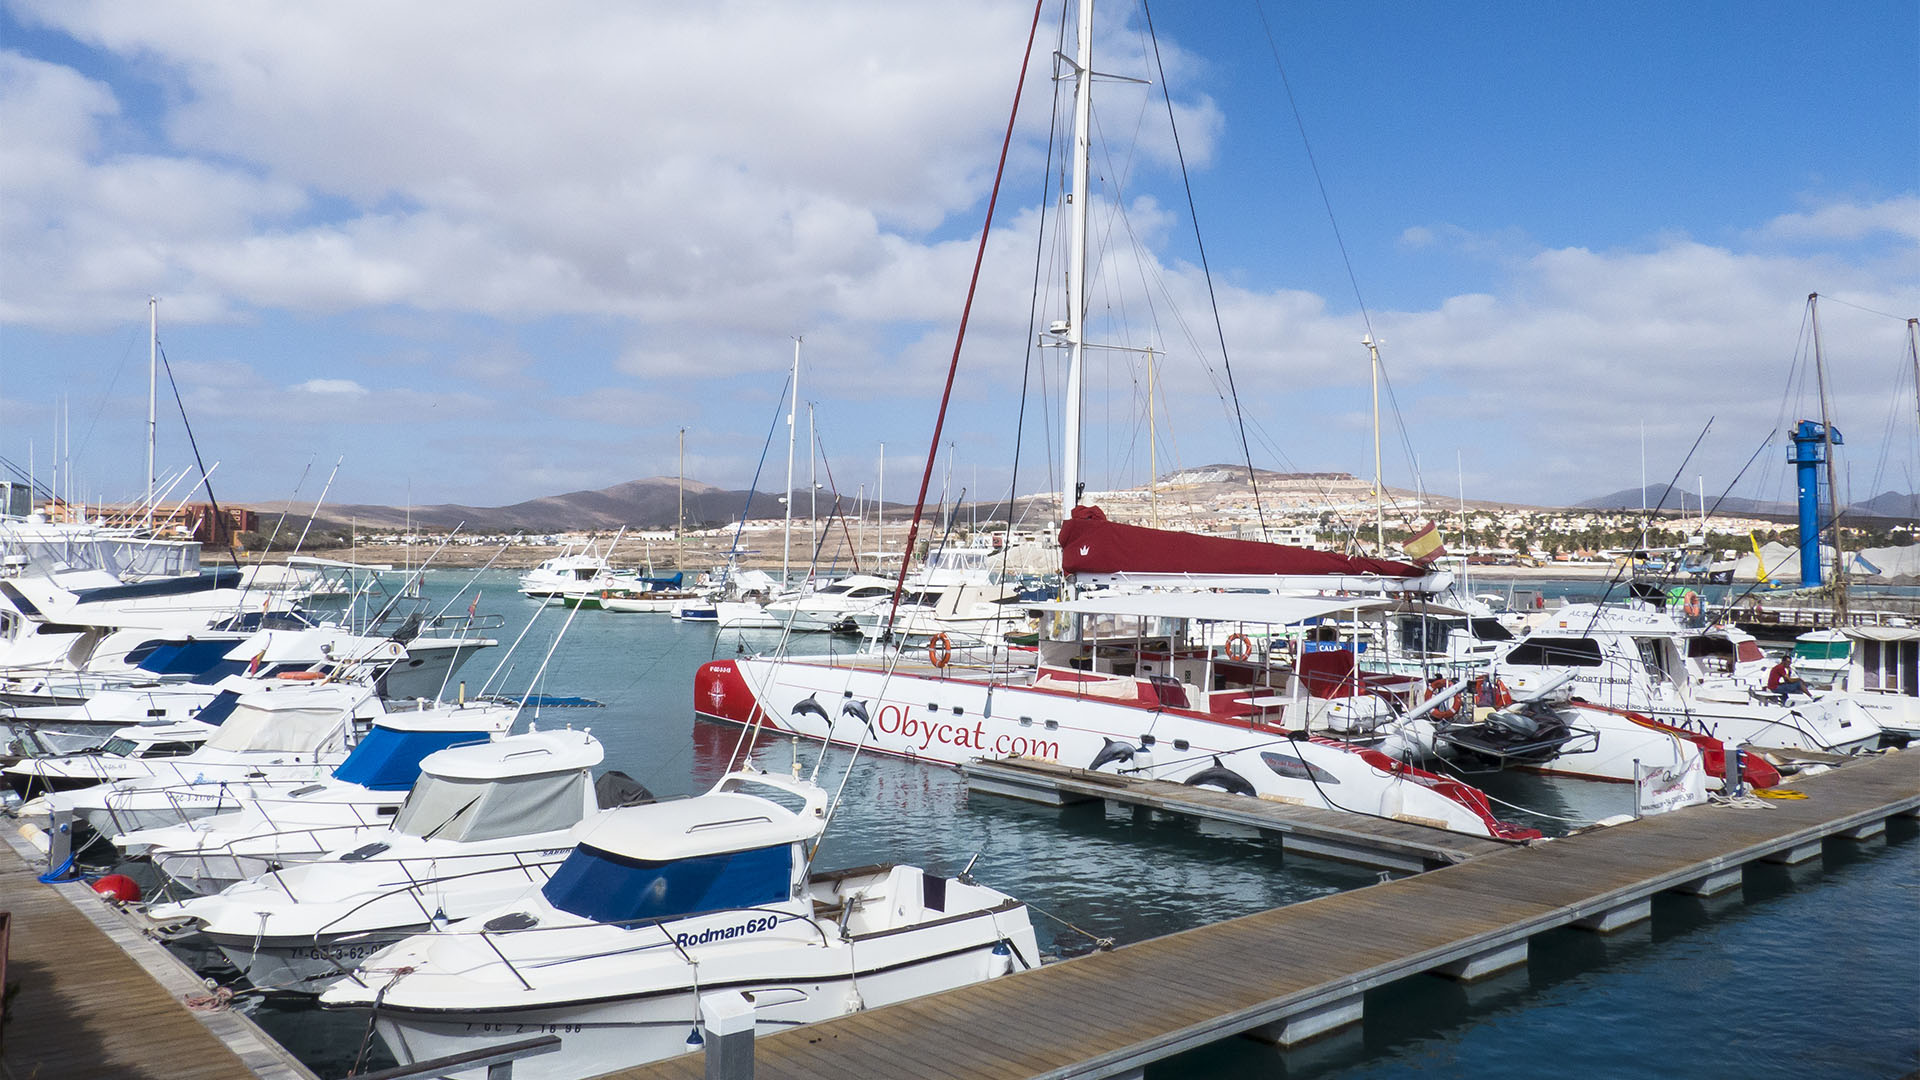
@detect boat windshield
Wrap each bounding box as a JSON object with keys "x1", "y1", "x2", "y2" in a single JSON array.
[
  {"x1": 540, "y1": 842, "x2": 792, "y2": 925},
  {"x1": 201, "y1": 704, "x2": 346, "y2": 754},
  {"x1": 391, "y1": 771, "x2": 586, "y2": 841},
  {"x1": 1501, "y1": 638, "x2": 1604, "y2": 668}
]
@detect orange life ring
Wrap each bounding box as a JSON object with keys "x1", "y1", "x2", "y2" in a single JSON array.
[
  {"x1": 600, "y1": 590, "x2": 611, "y2": 601},
  {"x1": 1427, "y1": 677, "x2": 1459, "y2": 721},
  {"x1": 1224, "y1": 633, "x2": 1254, "y2": 662},
  {"x1": 1682, "y1": 590, "x2": 1701, "y2": 620},
  {"x1": 927, "y1": 633, "x2": 953, "y2": 668},
  {"x1": 277, "y1": 670, "x2": 325, "y2": 681}
]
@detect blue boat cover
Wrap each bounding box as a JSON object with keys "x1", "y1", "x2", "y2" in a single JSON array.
[
  {"x1": 331, "y1": 726, "x2": 490, "y2": 791},
  {"x1": 132, "y1": 639, "x2": 240, "y2": 676},
  {"x1": 542, "y1": 842, "x2": 790, "y2": 925},
  {"x1": 192, "y1": 690, "x2": 242, "y2": 727}
]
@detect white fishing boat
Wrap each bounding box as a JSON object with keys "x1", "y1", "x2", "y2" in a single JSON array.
[
  {"x1": 761, "y1": 573, "x2": 898, "y2": 632},
  {"x1": 320, "y1": 768, "x2": 1037, "y2": 1080},
  {"x1": 111, "y1": 703, "x2": 526, "y2": 890},
  {"x1": 146, "y1": 728, "x2": 612, "y2": 988}
]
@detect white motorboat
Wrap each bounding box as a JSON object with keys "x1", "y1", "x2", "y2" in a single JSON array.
[
  {"x1": 112, "y1": 702, "x2": 526, "y2": 890},
  {"x1": 1488, "y1": 602, "x2": 1883, "y2": 755},
  {"x1": 761, "y1": 574, "x2": 898, "y2": 632},
  {"x1": 146, "y1": 728, "x2": 611, "y2": 988},
  {"x1": 320, "y1": 768, "x2": 1038, "y2": 1080}
]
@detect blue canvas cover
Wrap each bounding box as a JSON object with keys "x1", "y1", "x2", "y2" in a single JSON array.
[
  {"x1": 542, "y1": 842, "x2": 791, "y2": 925},
  {"x1": 331, "y1": 726, "x2": 489, "y2": 791}
]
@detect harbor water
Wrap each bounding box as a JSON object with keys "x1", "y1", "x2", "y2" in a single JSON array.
[{"x1": 115, "y1": 571, "x2": 1917, "y2": 1078}]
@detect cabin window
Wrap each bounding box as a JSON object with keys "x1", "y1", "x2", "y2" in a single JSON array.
[
  {"x1": 952, "y1": 705, "x2": 964, "y2": 716},
  {"x1": 541, "y1": 842, "x2": 792, "y2": 925},
  {"x1": 1502, "y1": 638, "x2": 1603, "y2": 667},
  {"x1": 1469, "y1": 618, "x2": 1513, "y2": 642}
]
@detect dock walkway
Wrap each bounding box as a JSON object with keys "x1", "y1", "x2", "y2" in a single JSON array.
[
  {"x1": 963, "y1": 757, "x2": 1517, "y2": 871},
  {"x1": 610, "y1": 748, "x2": 1918, "y2": 1080},
  {"x1": 0, "y1": 831, "x2": 316, "y2": 1080}
]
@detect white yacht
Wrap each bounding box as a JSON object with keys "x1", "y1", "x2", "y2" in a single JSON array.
[
  {"x1": 1486, "y1": 602, "x2": 1882, "y2": 755},
  {"x1": 146, "y1": 729, "x2": 609, "y2": 989},
  {"x1": 320, "y1": 768, "x2": 1038, "y2": 1080}
]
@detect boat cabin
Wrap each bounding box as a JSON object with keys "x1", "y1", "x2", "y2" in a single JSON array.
[
  {"x1": 536, "y1": 771, "x2": 825, "y2": 928},
  {"x1": 1026, "y1": 592, "x2": 1414, "y2": 729},
  {"x1": 388, "y1": 728, "x2": 604, "y2": 843}
]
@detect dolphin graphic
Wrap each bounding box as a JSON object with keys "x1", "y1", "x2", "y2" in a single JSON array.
[
  {"x1": 790, "y1": 694, "x2": 830, "y2": 727},
  {"x1": 841, "y1": 699, "x2": 874, "y2": 735}
]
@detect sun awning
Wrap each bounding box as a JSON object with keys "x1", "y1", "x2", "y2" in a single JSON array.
[{"x1": 1027, "y1": 592, "x2": 1394, "y2": 625}]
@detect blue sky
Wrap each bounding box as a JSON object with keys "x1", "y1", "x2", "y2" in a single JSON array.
[{"x1": 2, "y1": 0, "x2": 1914, "y2": 520}]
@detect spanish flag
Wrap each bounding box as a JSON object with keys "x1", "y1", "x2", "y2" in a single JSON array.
[{"x1": 1402, "y1": 521, "x2": 1447, "y2": 564}]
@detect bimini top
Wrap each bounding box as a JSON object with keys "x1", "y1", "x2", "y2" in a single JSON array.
[
  {"x1": 419, "y1": 727, "x2": 603, "y2": 782},
  {"x1": 1029, "y1": 591, "x2": 1393, "y2": 626},
  {"x1": 571, "y1": 771, "x2": 826, "y2": 863}
]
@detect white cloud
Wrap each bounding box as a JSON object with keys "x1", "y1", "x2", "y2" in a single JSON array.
[
  {"x1": 292, "y1": 378, "x2": 367, "y2": 395},
  {"x1": 1759, "y1": 196, "x2": 1920, "y2": 244}
]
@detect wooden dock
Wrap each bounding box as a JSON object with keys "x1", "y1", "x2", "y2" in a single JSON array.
[
  {"x1": 0, "y1": 831, "x2": 316, "y2": 1080},
  {"x1": 963, "y1": 757, "x2": 1519, "y2": 872},
  {"x1": 608, "y1": 748, "x2": 1919, "y2": 1080}
]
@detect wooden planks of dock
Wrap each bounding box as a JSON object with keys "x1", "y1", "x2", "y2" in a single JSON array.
[
  {"x1": 605, "y1": 748, "x2": 1918, "y2": 1080},
  {"x1": 963, "y1": 757, "x2": 1518, "y2": 871},
  {"x1": 0, "y1": 832, "x2": 316, "y2": 1080}
]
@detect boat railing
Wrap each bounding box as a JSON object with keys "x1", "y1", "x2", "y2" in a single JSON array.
[
  {"x1": 306, "y1": 848, "x2": 570, "y2": 947},
  {"x1": 344, "y1": 1034, "x2": 559, "y2": 1080},
  {"x1": 361, "y1": 901, "x2": 836, "y2": 994}
]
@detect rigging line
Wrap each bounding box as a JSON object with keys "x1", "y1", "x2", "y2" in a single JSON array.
[
  {"x1": 1582, "y1": 417, "x2": 1715, "y2": 625},
  {"x1": 72, "y1": 321, "x2": 143, "y2": 477},
  {"x1": 155, "y1": 342, "x2": 241, "y2": 570},
  {"x1": 1812, "y1": 293, "x2": 1911, "y2": 323},
  {"x1": 882, "y1": 0, "x2": 1045, "y2": 642},
  {"x1": 1141, "y1": 0, "x2": 1266, "y2": 533},
  {"x1": 717, "y1": 368, "x2": 795, "y2": 593},
  {"x1": 1250, "y1": 0, "x2": 1375, "y2": 337}
]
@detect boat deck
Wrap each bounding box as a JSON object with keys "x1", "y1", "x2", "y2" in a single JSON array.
[
  {"x1": 0, "y1": 831, "x2": 315, "y2": 1080},
  {"x1": 964, "y1": 756, "x2": 1517, "y2": 871},
  {"x1": 604, "y1": 748, "x2": 1919, "y2": 1080}
]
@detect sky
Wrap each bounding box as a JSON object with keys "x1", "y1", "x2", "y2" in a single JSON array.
[{"x1": 1, "y1": 0, "x2": 1915, "y2": 521}]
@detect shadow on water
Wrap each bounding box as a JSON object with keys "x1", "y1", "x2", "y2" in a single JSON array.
[{"x1": 1152, "y1": 818, "x2": 1917, "y2": 1080}]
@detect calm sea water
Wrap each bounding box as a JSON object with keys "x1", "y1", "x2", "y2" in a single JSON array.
[{"x1": 127, "y1": 571, "x2": 1917, "y2": 1078}]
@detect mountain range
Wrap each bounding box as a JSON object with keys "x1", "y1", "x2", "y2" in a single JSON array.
[
  {"x1": 299, "y1": 473, "x2": 1915, "y2": 534},
  {"x1": 1575, "y1": 484, "x2": 1918, "y2": 521}
]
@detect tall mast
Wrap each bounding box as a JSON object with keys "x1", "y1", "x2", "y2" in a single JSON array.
[
  {"x1": 783, "y1": 337, "x2": 800, "y2": 585},
  {"x1": 146, "y1": 296, "x2": 158, "y2": 527},
  {"x1": 877, "y1": 443, "x2": 885, "y2": 566},
  {"x1": 1060, "y1": 0, "x2": 1094, "y2": 523},
  {"x1": 1809, "y1": 295, "x2": 1847, "y2": 617},
  {"x1": 1364, "y1": 334, "x2": 1383, "y2": 551},
  {"x1": 1908, "y1": 318, "x2": 1919, "y2": 434},
  {"x1": 807, "y1": 402, "x2": 817, "y2": 550},
  {"x1": 1147, "y1": 345, "x2": 1157, "y2": 527},
  {"x1": 676, "y1": 427, "x2": 685, "y2": 540}
]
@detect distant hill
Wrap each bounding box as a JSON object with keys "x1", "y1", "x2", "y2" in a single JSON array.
[
  {"x1": 310, "y1": 477, "x2": 904, "y2": 533},
  {"x1": 1576, "y1": 484, "x2": 1917, "y2": 521}
]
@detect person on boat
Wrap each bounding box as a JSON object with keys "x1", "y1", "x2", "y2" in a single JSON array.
[{"x1": 1766, "y1": 656, "x2": 1806, "y2": 703}]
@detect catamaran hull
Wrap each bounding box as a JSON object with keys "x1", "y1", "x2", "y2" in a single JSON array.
[
  {"x1": 695, "y1": 658, "x2": 1532, "y2": 840},
  {"x1": 357, "y1": 940, "x2": 1027, "y2": 1080}
]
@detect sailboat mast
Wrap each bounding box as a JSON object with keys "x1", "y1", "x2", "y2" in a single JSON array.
[
  {"x1": 677, "y1": 427, "x2": 685, "y2": 540},
  {"x1": 1060, "y1": 0, "x2": 1094, "y2": 522},
  {"x1": 783, "y1": 337, "x2": 800, "y2": 585},
  {"x1": 146, "y1": 296, "x2": 158, "y2": 528},
  {"x1": 1809, "y1": 295, "x2": 1847, "y2": 616},
  {"x1": 1908, "y1": 318, "x2": 1918, "y2": 434},
  {"x1": 1364, "y1": 334, "x2": 1383, "y2": 551}
]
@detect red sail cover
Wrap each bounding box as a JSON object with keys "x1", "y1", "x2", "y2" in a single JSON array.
[{"x1": 1059, "y1": 506, "x2": 1425, "y2": 578}]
